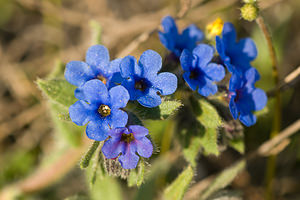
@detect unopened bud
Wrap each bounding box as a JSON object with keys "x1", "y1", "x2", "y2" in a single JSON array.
[{"x1": 241, "y1": 3, "x2": 259, "y2": 21}]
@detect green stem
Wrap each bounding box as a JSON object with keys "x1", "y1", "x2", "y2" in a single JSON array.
[
  {"x1": 256, "y1": 16, "x2": 281, "y2": 200},
  {"x1": 80, "y1": 141, "x2": 100, "y2": 169}
]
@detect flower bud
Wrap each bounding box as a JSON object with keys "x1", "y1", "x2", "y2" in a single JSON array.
[{"x1": 241, "y1": 3, "x2": 259, "y2": 21}]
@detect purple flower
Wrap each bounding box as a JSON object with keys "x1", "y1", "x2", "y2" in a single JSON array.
[
  {"x1": 102, "y1": 125, "x2": 153, "y2": 169},
  {"x1": 65, "y1": 45, "x2": 122, "y2": 99},
  {"x1": 159, "y1": 16, "x2": 204, "y2": 57},
  {"x1": 216, "y1": 22, "x2": 257, "y2": 75},
  {"x1": 120, "y1": 50, "x2": 177, "y2": 108},
  {"x1": 229, "y1": 68, "x2": 267, "y2": 126},
  {"x1": 180, "y1": 44, "x2": 225, "y2": 96},
  {"x1": 69, "y1": 80, "x2": 129, "y2": 141}
]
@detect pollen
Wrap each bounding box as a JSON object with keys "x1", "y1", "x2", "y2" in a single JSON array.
[
  {"x1": 98, "y1": 104, "x2": 111, "y2": 117},
  {"x1": 206, "y1": 18, "x2": 224, "y2": 37},
  {"x1": 97, "y1": 75, "x2": 107, "y2": 85},
  {"x1": 121, "y1": 133, "x2": 135, "y2": 143}
]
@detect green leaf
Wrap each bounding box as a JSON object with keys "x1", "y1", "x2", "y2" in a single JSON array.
[
  {"x1": 80, "y1": 141, "x2": 100, "y2": 169},
  {"x1": 133, "y1": 100, "x2": 182, "y2": 120},
  {"x1": 90, "y1": 176, "x2": 122, "y2": 200},
  {"x1": 197, "y1": 99, "x2": 222, "y2": 128},
  {"x1": 163, "y1": 165, "x2": 194, "y2": 200},
  {"x1": 200, "y1": 160, "x2": 246, "y2": 200},
  {"x1": 196, "y1": 99, "x2": 222, "y2": 156},
  {"x1": 183, "y1": 137, "x2": 202, "y2": 167},
  {"x1": 50, "y1": 103, "x2": 83, "y2": 146},
  {"x1": 37, "y1": 78, "x2": 77, "y2": 107},
  {"x1": 48, "y1": 60, "x2": 65, "y2": 79},
  {"x1": 228, "y1": 138, "x2": 245, "y2": 154},
  {"x1": 128, "y1": 159, "x2": 145, "y2": 187}
]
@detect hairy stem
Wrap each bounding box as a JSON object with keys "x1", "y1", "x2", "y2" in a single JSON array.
[{"x1": 256, "y1": 16, "x2": 281, "y2": 200}]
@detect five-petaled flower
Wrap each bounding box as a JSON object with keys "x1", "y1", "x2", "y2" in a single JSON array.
[
  {"x1": 119, "y1": 50, "x2": 177, "y2": 108},
  {"x1": 65, "y1": 45, "x2": 122, "y2": 99},
  {"x1": 216, "y1": 22, "x2": 257, "y2": 75},
  {"x1": 69, "y1": 79, "x2": 129, "y2": 141},
  {"x1": 159, "y1": 16, "x2": 204, "y2": 57},
  {"x1": 180, "y1": 44, "x2": 225, "y2": 96},
  {"x1": 102, "y1": 125, "x2": 153, "y2": 169},
  {"x1": 228, "y1": 68, "x2": 267, "y2": 126}
]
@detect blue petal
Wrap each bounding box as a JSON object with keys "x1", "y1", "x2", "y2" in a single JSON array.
[
  {"x1": 139, "y1": 50, "x2": 162, "y2": 77},
  {"x1": 118, "y1": 144, "x2": 139, "y2": 169},
  {"x1": 153, "y1": 72, "x2": 177, "y2": 95},
  {"x1": 65, "y1": 61, "x2": 95, "y2": 87},
  {"x1": 239, "y1": 113, "x2": 257, "y2": 127},
  {"x1": 222, "y1": 22, "x2": 236, "y2": 48},
  {"x1": 236, "y1": 38, "x2": 257, "y2": 61},
  {"x1": 108, "y1": 127, "x2": 128, "y2": 138},
  {"x1": 135, "y1": 137, "x2": 153, "y2": 158},
  {"x1": 74, "y1": 87, "x2": 84, "y2": 100},
  {"x1": 69, "y1": 100, "x2": 93, "y2": 126},
  {"x1": 109, "y1": 58, "x2": 122, "y2": 73},
  {"x1": 107, "y1": 109, "x2": 128, "y2": 128},
  {"x1": 229, "y1": 73, "x2": 243, "y2": 92},
  {"x1": 244, "y1": 67, "x2": 260, "y2": 87},
  {"x1": 197, "y1": 79, "x2": 218, "y2": 97},
  {"x1": 129, "y1": 125, "x2": 149, "y2": 139},
  {"x1": 108, "y1": 85, "x2": 130, "y2": 109},
  {"x1": 216, "y1": 36, "x2": 226, "y2": 60},
  {"x1": 192, "y1": 44, "x2": 214, "y2": 67},
  {"x1": 121, "y1": 78, "x2": 142, "y2": 100},
  {"x1": 229, "y1": 98, "x2": 238, "y2": 120},
  {"x1": 85, "y1": 45, "x2": 110, "y2": 70},
  {"x1": 182, "y1": 24, "x2": 204, "y2": 50},
  {"x1": 102, "y1": 138, "x2": 125, "y2": 159},
  {"x1": 109, "y1": 72, "x2": 123, "y2": 89},
  {"x1": 86, "y1": 120, "x2": 110, "y2": 141},
  {"x1": 120, "y1": 56, "x2": 141, "y2": 78},
  {"x1": 202, "y1": 63, "x2": 225, "y2": 82},
  {"x1": 137, "y1": 88, "x2": 162, "y2": 108},
  {"x1": 183, "y1": 72, "x2": 199, "y2": 91},
  {"x1": 159, "y1": 32, "x2": 175, "y2": 52},
  {"x1": 180, "y1": 49, "x2": 194, "y2": 71},
  {"x1": 251, "y1": 88, "x2": 267, "y2": 111},
  {"x1": 161, "y1": 16, "x2": 178, "y2": 35},
  {"x1": 82, "y1": 79, "x2": 109, "y2": 104}
]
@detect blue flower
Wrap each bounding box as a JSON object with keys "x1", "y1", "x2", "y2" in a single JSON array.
[
  {"x1": 216, "y1": 22, "x2": 257, "y2": 75},
  {"x1": 65, "y1": 45, "x2": 122, "y2": 99},
  {"x1": 159, "y1": 16, "x2": 204, "y2": 57},
  {"x1": 119, "y1": 50, "x2": 177, "y2": 108},
  {"x1": 229, "y1": 68, "x2": 267, "y2": 126},
  {"x1": 102, "y1": 125, "x2": 153, "y2": 169},
  {"x1": 180, "y1": 44, "x2": 225, "y2": 96},
  {"x1": 69, "y1": 79, "x2": 129, "y2": 141}
]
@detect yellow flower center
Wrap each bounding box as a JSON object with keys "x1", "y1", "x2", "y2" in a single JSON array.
[
  {"x1": 121, "y1": 133, "x2": 135, "y2": 143},
  {"x1": 97, "y1": 75, "x2": 107, "y2": 85},
  {"x1": 98, "y1": 104, "x2": 111, "y2": 117}
]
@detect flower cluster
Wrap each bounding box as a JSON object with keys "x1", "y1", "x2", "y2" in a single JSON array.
[
  {"x1": 66, "y1": 16, "x2": 268, "y2": 169},
  {"x1": 66, "y1": 45, "x2": 177, "y2": 169},
  {"x1": 160, "y1": 17, "x2": 267, "y2": 126}
]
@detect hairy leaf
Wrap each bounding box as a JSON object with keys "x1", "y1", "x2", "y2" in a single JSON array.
[
  {"x1": 163, "y1": 165, "x2": 194, "y2": 200},
  {"x1": 200, "y1": 160, "x2": 246, "y2": 200},
  {"x1": 128, "y1": 159, "x2": 145, "y2": 187},
  {"x1": 37, "y1": 78, "x2": 77, "y2": 107}
]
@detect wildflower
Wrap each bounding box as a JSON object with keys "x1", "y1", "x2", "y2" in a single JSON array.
[
  {"x1": 159, "y1": 16, "x2": 204, "y2": 57},
  {"x1": 228, "y1": 68, "x2": 267, "y2": 126},
  {"x1": 102, "y1": 125, "x2": 153, "y2": 169},
  {"x1": 180, "y1": 44, "x2": 225, "y2": 96},
  {"x1": 65, "y1": 45, "x2": 122, "y2": 99},
  {"x1": 206, "y1": 17, "x2": 224, "y2": 37},
  {"x1": 216, "y1": 22, "x2": 257, "y2": 75},
  {"x1": 69, "y1": 79, "x2": 129, "y2": 141},
  {"x1": 119, "y1": 50, "x2": 177, "y2": 108}
]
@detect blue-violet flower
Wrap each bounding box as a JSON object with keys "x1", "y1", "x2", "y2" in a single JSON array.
[
  {"x1": 102, "y1": 125, "x2": 153, "y2": 169},
  {"x1": 229, "y1": 68, "x2": 267, "y2": 126},
  {"x1": 159, "y1": 16, "x2": 204, "y2": 57},
  {"x1": 180, "y1": 44, "x2": 225, "y2": 96},
  {"x1": 65, "y1": 45, "x2": 121, "y2": 99},
  {"x1": 216, "y1": 22, "x2": 257, "y2": 75},
  {"x1": 119, "y1": 50, "x2": 177, "y2": 108},
  {"x1": 69, "y1": 79, "x2": 129, "y2": 141}
]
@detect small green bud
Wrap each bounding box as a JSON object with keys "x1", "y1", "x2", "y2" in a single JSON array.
[
  {"x1": 243, "y1": 0, "x2": 256, "y2": 3},
  {"x1": 241, "y1": 3, "x2": 259, "y2": 21}
]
